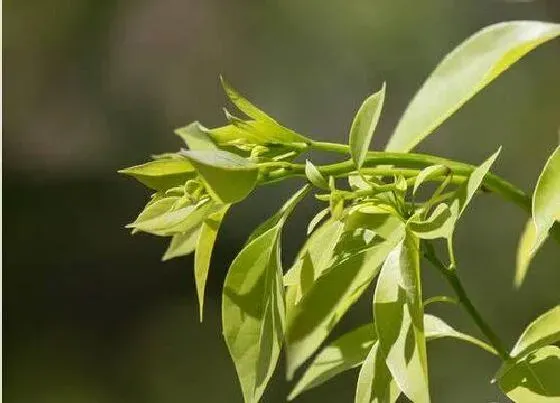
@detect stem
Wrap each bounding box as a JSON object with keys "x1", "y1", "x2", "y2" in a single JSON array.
[{"x1": 423, "y1": 246, "x2": 510, "y2": 361}]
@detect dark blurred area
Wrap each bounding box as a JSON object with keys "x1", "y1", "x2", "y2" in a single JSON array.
[{"x1": 3, "y1": 1, "x2": 560, "y2": 402}]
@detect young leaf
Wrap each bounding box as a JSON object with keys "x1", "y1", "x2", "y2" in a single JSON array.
[
  {"x1": 174, "y1": 121, "x2": 218, "y2": 151},
  {"x1": 498, "y1": 345, "x2": 560, "y2": 403},
  {"x1": 181, "y1": 150, "x2": 259, "y2": 204},
  {"x1": 408, "y1": 204, "x2": 453, "y2": 240},
  {"x1": 307, "y1": 208, "x2": 330, "y2": 235},
  {"x1": 355, "y1": 342, "x2": 400, "y2": 403},
  {"x1": 162, "y1": 227, "x2": 201, "y2": 261},
  {"x1": 305, "y1": 160, "x2": 329, "y2": 189},
  {"x1": 374, "y1": 231, "x2": 430, "y2": 403},
  {"x1": 222, "y1": 225, "x2": 285, "y2": 403},
  {"x1": 285, "y1": 225, "x2": 405, "y2": 379},
  {"x1": 128, "y1": 196, "x2": 179, "y2": 229},
  {"x1": 386, "y1": 21, "x2": 560, "y2": 152},
  {"x1": 119, "y1": 159, "x2": 196, "y2": 191},
  {"x1": 510, "y1": 305, "x2": 560, "y2": 359},
  {"x1": 532, "y1": 145, "x2": 560, "y2": 252},
  {"x1": 288, "y1": 324, "x2": 376, "y2": 401},
  {"x1": 412, "y1": 165, "x2": 449, "y2": 196},
  {"x1": 349, "y1": 84, "x2": 386, "y2": 169},
  {"x1": 424, "y1": 314, "x2": 497, "y2": 355},
  {"x1": 514, "y1": 219, "x2": 544, "y2": 288},
  {"x1": 194, "y1": 206, "x2": 229, "y2": 321}
]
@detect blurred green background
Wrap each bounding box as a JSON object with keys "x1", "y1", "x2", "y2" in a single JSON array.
[{"x1": 3, "y1": 1, "x2": 560, "y2": 402}]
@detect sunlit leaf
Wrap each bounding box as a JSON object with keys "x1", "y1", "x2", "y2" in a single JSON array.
[
  {"x1": 532, "y1": 145, "x2": 560, "y2": 251},
  {"x1": 349, "y1": 84, "x2": 386, "y2": 169},
  {"x1": 162, "y1": 227, "x2": 201, "y2": 261},
  {"x1": 128, "y1": 196, "x2": 179, "y2": 230},
  {"x1": 305, "y1": 160, "x2": 329, "y2": 189},
  {"x1": 119, "y1": 159, "x2": 196, "y2": 191},
  {"x1": 499, "y1": 345, "x2": 560, "y2": 402},
  {"x1": 408, "y1": 204, "x2": 453, "y2": 240},
  {"x1": 182, "y1": 150, "x2": 259, "y2": 203},
  {"x1": 514, "y1": 219, "x2": 544, "y2": 288},
  {"x1": 175, "y1": 121, "x2": 218, "y2": 151},
  {"x1": 285, "y1": 225, "x2": 405, "y2": 379},
  {"x1": 288, "y1": 324, "x2": 376, "y2": 401},
  {"x1": 307, "y1": 208, "x2": 330, "y2": 235},
  {"x1": 355, "y1": 342, "x2": 400, "y2": 403},
  {"x1": 374, "y1": 231, "x2": 430, "y2": 403},
  {"x1": 510, "y1": 305, "x2": 560, "y2": 359},
  {"x1": 412, "y1": 165, "x2": 449, "y2": 196},
  {"x1": 194, "y1": 206, "x2": 229, "y2": 321},
  {"x1": 386, "y1": 21, "x2": 560, "y2": 152}
]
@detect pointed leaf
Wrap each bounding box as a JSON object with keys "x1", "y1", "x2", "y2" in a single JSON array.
[
  {"x1": 175, "y1": 121, "x2": 217, "y2": 150},
  {"x1": 285, "y1": 226, "x2": 405, "y2": 379},
  {"x1": 498, "y1": 345, "x2": 560, "y2": 402},
  {"x1": 374, "y1": 231, "x2": 430, "y2": 403},
  {"x1": 386, "y1": 21, "x2": 560, "y2": 152},
  {"x1": 162, "y1": 227, "x2": 201, "y2": 261},
  {"x1": 182, "y1": 150, "x2": 259, "y2": 204},
  {"x1": 307, "y1": 208, "x2": 330, "y2": 235},
  {"x1": 532, "y1": 145, "x2": 560, "y2": 251},
  {"x1": 305, "y1": 160, "x2": 329, "y2": 189},
  {"x1": 514, "y1": 219, "x2": 545, "y2": 287},
  {"x1": 413, "y1": 165, "x2": 449, "y2": 196},
  {"x1": 355, "y1": 342, "x2": 400, "y2": 403},
  {"x1": 194, "y1": 206, "x2": 229, "y2": 321},
  {"x1": 222, "y1": 225, "x2": 285, "y2": 403},
  {"x1": 119, "y1": 159, "x2": 195, "y2": 191},
  {"x1": 510, "y1": 305, "x2": 560, "y2": 359},
  {"x1": 349, "y1": 84, "x2": 386, "y2": 169},
  {"x1": 288, "y1": 324, "x2": 376, "y2": 400}
]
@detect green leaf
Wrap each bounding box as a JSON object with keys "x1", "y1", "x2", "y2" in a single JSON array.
[
  {"x1": 174, "y1": 121, "x2": 218, "y2": 151},
  {"x1": 408, "y1": 204, "x2": 453, "y2": 240},
  {"x1": 514, "y1": 219, "x2": 545, "y2": 288},
  {"x1": 305, "y1": 160, "x2": 329, "y2": 189},
  {"x1": 307, "y1": 208, "x2": 330, "y2": 235},
  {"x1": 222, "y1": 225, "x2": 285, "y2": 403},
  {"x1": 162, "y1": 227, "x2": 201, "y2": 261},
  {"x1": 127, "y1": 199, "x2": 219, "y2": 236},
  {"x1": 181, "y1": 150, "x2": 259, "y2": 204},
  {"x1": 355, "y1": 342, "x2": 400, "y2": 403},
  {"x1": 386, "y1": 21, "x2": 560, "y2": 152},
  {"x1": 412, "y1": 165, "x2": 449, "y2": 196},
  {"x1": 374, "y1": 230, "x2": 430, "y2": 403},
  {"x1": 288, "y1": 324, "x2": 376, "y2": 401},
  {"x1": 424, "y1": 314, "x2": 498, "y2": 355},
  {"x1": 119, "y1": 159, "x2": 196, "y2": 191},
  {"x1": 285, "y1": 225, "x2": 405, "y2": 379},
  {"x1": 194, "y1": 206, "x2": 229, "y2": 321},
  {"x1": 498, "y1": 345, "x2": 560, "y2": 402},
  {"x1": 349, "y1": 84, "x2": 386, "y2": 169},
  {"x1": 345, "y1": 204, "x2": 404, "y2": 240},
  {"x1": 220, "y1": 77, "x2": 310, "y2": 145},
  {"x1": 510, "y1": 305, "x2": 560, "y2": 359},
  {"x1": 532, "y1": 145, "x2": 560, "y2": 251},
  {"x1": 128, "y1": 196, "x2": 179, "y2": 230}
]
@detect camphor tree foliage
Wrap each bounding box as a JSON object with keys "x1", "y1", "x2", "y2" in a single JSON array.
[{"x1": 120, "y1": 21, "x2": 560, "y2": 402}]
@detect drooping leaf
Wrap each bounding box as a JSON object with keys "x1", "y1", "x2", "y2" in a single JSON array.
[
  {"x1": 175, "y1": 121, "x2": 218, "y2": 151},
  {"x1": 288, "y1": 324, "x2": 376, "y2": 401},
  {"x1": 305, "y1": 160, "x2": 329, "y2": 189},
  {"x1": 386, "y1": 21, "x2": 560, "y2": 152},
  {"x1": 510, "y1": 305, "x2": 560, "y2": 359},
  {"x1": 424, "y1": 314, "x2": 497, "y2": 355},
  {"x1": 194, "y1": 206, "x2": 229, "y2": 321},
  {"x1": 119, "y1": 159, "x2": 196, "y2": 191},
  {"x1": 162, "y1": 227, "x2": 201, "y2": 261},
  {"x1": 412, "y1": 165, "x2": 449, "y2": 196},
  {"x1": 285, "y1": 225, "x2": 405, "y2": 379},
  {"x1": 532, "y1": 145, "x2": 560, "y2": 251},
  {"x1": 222, "y1": 225, "x2": 285, "y2": 403},
  {"x1": 498, "y1": 345, "x2": 560, "y2": 402},
  {"x1": 307, "y1": 208, "x2": 330, "y2": 235},
  {"x1": 355, "y1": 342, "x2": 400, "y2": 403},
  {"x1": 349, "y1": 84, "x2": 386, "y2": 169},
  {"x1": 514, "y1": 219, "x2": 545, "y2": 288},
  {"x1": 181, "y1": 150, "x2": 259, "y2": 204},
  {"x1": 374, "y1": 231, "x2": 430, "y2": 403}
]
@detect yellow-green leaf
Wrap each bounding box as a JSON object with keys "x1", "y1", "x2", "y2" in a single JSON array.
[
  {"x1": 119, "y1": 159, "x2": 196, "y2": 191},
  {"x1": 349, "y1": 84, "x2": 386, "y2": 169},
  {"x1": 305, "y1": 160, "x2": 329, "y2": 189},
  {"x1": 162, "y1": 227, "x2": 201, "y2": 261},
  {"x1": 174, "y1": 121, "x2": 217, "y2": 151},
  {"x1": 194, "y1": 206, "x2": 229, "y2": 321},
  {"x1": 386, "y1": 21, "x2": 560, "y2": 152},
  {"x1": 510, "y1": 305, "x2": 560, "y2": 360}
]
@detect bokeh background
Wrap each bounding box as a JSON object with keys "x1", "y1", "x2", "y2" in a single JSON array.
[{"x1": 3, "y1": 1, "x2": 560, "y2": 402}]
